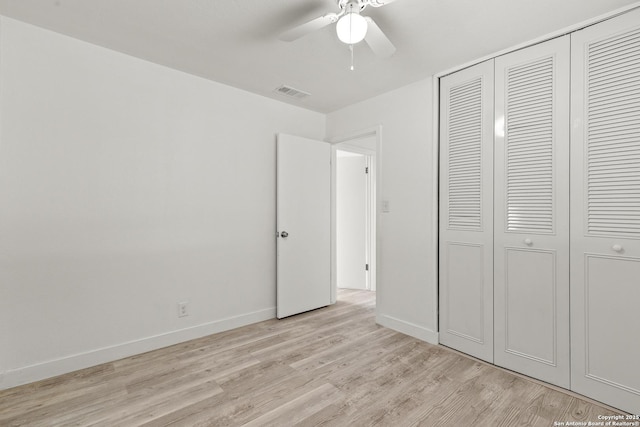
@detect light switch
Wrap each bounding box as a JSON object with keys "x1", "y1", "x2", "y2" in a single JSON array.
[{"x1": 381, "y1": 200, "x2": 390, "y2": 213}]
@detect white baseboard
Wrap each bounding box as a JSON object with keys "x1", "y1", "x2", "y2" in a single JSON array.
[
  {"x1": 376, "y1": 313, "x2": 439, "y2": 345},
  {"x1": 0, "y1": 307, "x2": 275, "y2": 390}
]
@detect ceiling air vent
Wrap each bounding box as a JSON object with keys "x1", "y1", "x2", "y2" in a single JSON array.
[{"x1": 274, "y1": 85, "x2": 311, "y2": 100}]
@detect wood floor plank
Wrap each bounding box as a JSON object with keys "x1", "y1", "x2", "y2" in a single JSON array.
[
  {"x1": 241, "y1": 383, "x2": 344, "y2": 427},
  {"x1": 0, "y1": 289, "x2": 625, "y2": 426},
  {"x1": 143, "y1": 366, "x2": 326, "y2": 426}
]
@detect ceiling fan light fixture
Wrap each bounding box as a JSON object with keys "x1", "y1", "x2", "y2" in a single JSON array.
[{"x1": 336, "y1": 12, "x2": 368, "y2": 44}]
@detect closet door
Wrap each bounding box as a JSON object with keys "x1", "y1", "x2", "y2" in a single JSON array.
[
  {"x1": 570, "y1": 9, "x2": 640, "y2": 415},
  {"x1": 439, "y1": 60, "x2": 494, "y2": 363},
  {"x1": 494, "y1": 36, "x2": 570, "y2": 388}
]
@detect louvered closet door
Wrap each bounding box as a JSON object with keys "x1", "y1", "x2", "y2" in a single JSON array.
[
  {"x1": 494, "y1": 36, "x2": 571, "y2": 388},
  {"x1": 439, "y1": 60, "x2": 495, "y2": 363},
  {"x1": 570, "y1": 8, "x2": 640, "y2": 415}
]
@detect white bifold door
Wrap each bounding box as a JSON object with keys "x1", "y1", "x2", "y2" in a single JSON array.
[
  {"x1": 570, "y1": 9, "x2": 640, "y2": 414},
  {"x1": 493, "y1": 36, "x2": 571, "y2": 388},
  {"x1": 439, "y1": 9, "x2": 640, "y2": 413},
  {"x1": 439, "y1": 60, "x2": 495, "y2": 363}
]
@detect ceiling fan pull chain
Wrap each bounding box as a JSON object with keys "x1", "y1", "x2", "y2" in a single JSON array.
[{"x1": 350, "y1": 44, "x2": 355, "y2": 71}]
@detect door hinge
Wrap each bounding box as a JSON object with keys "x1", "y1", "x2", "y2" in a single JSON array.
[
  {"x1": 365, "y1": 263, "x2": 369, "y2": 271},
  {"x1": 365, "y1": 166, "x2": 369, "y2": 174}
]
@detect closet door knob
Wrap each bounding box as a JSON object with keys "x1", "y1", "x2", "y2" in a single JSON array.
[
  {"x1": 612, "y1": 244, "x2": 623, "y2": 253},
  {"x1": 524, "y1": 238, "x2": 533, "y2": 246}
]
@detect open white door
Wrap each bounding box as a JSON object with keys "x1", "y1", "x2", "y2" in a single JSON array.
[
  {"x1": 277, "y1": 133, "x2": 331, "y2": 318},
  {"x1": 336, "y1": 150, "x2": 368, "y2": 290}
]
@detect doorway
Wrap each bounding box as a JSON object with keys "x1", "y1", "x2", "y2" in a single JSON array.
[
  {"x1": 331, "y1": 133, "x2": 377, "y2": 303},
  {"x1": 336, "y1": 149, "x2": 371, "y2": 291}
]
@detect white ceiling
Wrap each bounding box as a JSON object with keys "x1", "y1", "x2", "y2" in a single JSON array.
[{"x1": 1, "y1": 0, "x2": 638, "y2": 113}]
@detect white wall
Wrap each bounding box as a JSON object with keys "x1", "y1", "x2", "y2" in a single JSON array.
[
  {"x1": 327, "y1": 79, "x2": 438, "y2": 343},
  {"x1": 0, "y1": 17, "x2": 325, "y2": 389}
]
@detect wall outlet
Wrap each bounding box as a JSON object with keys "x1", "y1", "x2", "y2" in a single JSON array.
[{"x1": 178, "y1": 301, "x2": 189, "y2": 317}]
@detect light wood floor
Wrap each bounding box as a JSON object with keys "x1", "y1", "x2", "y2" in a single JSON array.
[{"x1": 0, "y1": 289, "x2": 623, "y2": 426}]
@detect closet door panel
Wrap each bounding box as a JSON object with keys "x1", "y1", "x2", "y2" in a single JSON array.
[
  {"x1": 443, "y1": 243, "x2": 485, "y2": 342},
  {"x1": 494, "y1": 36, "x2": 570, "y2": 388},
  {"x1": 571, "y1": 7, "x2": 640, "y2": 414},
  {"x1": 503, "y1": 248, "x2": 557, "y2": 364},
  {"x1": 439, "y1": 60, "x2": 494, "y2": 363},
  {"x1": 583, "y1": 256, "x2": 640, "y2": 389}
]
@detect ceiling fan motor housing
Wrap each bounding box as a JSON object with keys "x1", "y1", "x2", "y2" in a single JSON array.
[
  {"x1": 337, "y1": 0, "x2": 366, "y2": 12},
  {"x1": 338, "y1": 0, "x2": 392, "y2": 10}
]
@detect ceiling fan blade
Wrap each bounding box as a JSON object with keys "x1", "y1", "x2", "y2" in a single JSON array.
[
  {"x1": 279, "y1": 13, "x2": 339, "y2": 42},
  {"x1": 367, "y1": 0, "x2": 401, "y2": 7},
  {"x1": 364, "y1": 17, "x2": 396, "y2": 58}
]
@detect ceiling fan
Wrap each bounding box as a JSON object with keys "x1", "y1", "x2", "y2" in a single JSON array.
[{"x1": 279, "y1": 0, "x2": 398, "y2": 59}]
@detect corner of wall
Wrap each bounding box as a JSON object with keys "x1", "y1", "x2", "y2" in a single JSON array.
[{"x1": 376, "y1": 312, "x2": 439, "y2": 345}]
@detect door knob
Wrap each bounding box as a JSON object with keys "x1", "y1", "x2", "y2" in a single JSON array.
[
  {"x1": 280, "y1": 231, "x2": 289, "y2": 238},
  {"x1": 612, "y1": 244, "x2": 623, "y2": 253},
  {"x1": 524, "y1": 238, "x2": 533, "y2": 246}
]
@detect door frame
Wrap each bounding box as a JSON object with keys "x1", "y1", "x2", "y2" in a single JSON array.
[{"x1": 329, "y1": 126, "x2": 381, "y2": 305}]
